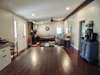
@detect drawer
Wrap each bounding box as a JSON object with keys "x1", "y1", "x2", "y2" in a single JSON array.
[
  {"x1": 0, "y1": 57, "x2": 3, "y2": 71},
  {"x1": 0, "y1": 47, "x2": 10, "y2": 56},
  {"x1": 0, "y1": 54, "x2": 11, "y2": 71},
  {"x1": 0, "y1": 46, "x2": 11, "y2": 71}
]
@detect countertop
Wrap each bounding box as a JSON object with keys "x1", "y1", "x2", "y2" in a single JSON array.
[{"x1": 0, "y1": 43, "x2": 11, "y2": 49}]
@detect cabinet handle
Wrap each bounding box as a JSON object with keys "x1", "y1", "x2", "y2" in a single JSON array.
[{"x1": 3, "y1": 55, "x2": 7, "y2": 58}]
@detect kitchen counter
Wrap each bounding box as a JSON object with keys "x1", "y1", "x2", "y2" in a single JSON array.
[
  {"x1": 0, "y1": 42, "x2": 11, "y2": 71},
  {"x1": 0, "y1": 43, "x2": 11, "y2": 49}
]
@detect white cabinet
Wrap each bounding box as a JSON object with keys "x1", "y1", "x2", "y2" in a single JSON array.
[
  {"x1": 14, "y1": 17, "x2": 27, "y2": 53},
  {"x1": 0, "y1": 46, "x2": 11, "y2": 71}
]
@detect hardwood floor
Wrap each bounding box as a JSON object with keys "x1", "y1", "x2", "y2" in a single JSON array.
[{"x1": 0, "y1": 46, "x2": 99, "y2": 75}]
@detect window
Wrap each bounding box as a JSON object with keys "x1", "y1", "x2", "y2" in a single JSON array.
[
  {"x1": 14, "y1": 20, "x2": 17, "y2": 38},
  {"x1": 24, "y1": 24, "x2": 26, "y2": 36},
  {"x1": 65, "y1": 28, "x2": 68, "y2": 33},
  {"x1": 57, "y1": 27, "x2": 62, "y2": 34}
]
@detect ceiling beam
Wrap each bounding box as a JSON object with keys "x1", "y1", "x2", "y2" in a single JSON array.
[{"x1": 63, "y1": 0, "x2": 94, "y2": 21}]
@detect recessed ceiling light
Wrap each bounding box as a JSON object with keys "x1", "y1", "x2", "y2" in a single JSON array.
[
  {"x1": 66, "y1": 7, "x2": 70, "y2": 11},
  {"x1": 32, "y1": 13, "x2": 36, "y2": 17}
]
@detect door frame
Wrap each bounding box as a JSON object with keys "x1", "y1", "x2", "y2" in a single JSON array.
[{"x1": 79, "y1": 20, "x2": 85, "y2": 51}]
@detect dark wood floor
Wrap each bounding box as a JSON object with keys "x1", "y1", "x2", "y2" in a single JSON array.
[{"x1": 0, "y1": 46, "x2": 99, "y2": 75}]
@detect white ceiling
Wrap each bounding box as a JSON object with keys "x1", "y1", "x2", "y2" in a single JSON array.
[{"x1": 0, "y1": 0, "x2": 85, "y2": 21}]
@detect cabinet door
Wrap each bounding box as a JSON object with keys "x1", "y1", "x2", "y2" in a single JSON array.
[
  {"x1": 0, "y1": 46, "x2": 11, "y2": 71},
  {"x1": 16, "y1": 20, "x2": 27, "y2": 52},
  {"x1": 0, "y1": 55, "x2": 4, "y2": 71},
  {"x1": 0, "y1": 47, "x2": 10, "y2": 56},
  {"x1": 2, "y1": 53, "x2": 11, "y2": 70}
]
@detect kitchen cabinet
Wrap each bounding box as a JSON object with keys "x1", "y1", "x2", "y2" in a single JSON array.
[
  {"x1": 0, "y1": 46, "x2": 11, "y2": 71},
  {"x1": 80, "y1": 40, "x2": 98, "y2": 64}
]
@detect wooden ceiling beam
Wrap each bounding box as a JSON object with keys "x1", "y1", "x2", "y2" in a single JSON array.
[{"x1": 63, "y1": 0, "x2": 94, "y2": 21}]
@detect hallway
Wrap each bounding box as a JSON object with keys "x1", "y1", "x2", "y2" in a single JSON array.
[{"x1": 0, "y1": 47, "x2": 98, "y2": 75}]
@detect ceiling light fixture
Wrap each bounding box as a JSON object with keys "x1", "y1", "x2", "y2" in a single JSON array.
[
  {"x1": 32, "y1": 13, "x2": 36, "y2": 17},
  {"x1": 66, "y1": 7, "x2": 70, "y2": 11}
]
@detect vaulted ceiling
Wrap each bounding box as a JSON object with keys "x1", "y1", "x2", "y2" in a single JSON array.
[{"x1": 0, "y1": 0, "x2": 85, "y2": 21}]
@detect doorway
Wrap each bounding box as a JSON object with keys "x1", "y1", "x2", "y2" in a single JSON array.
[{"x1": 79, "y1": 20, "x2": 86, "y2": 51}]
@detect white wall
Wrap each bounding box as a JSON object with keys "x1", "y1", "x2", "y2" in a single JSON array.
[
  {"x1": 37, "y1": 22, "x2": 56, "y2": 37},
  {"x1": 67, "y1": 15, "x2": 80, "y2": 50},
  {"x1": 66, "y1": 0, "x2": 100, "y2": 61},
  {"x1": 0, "y1": 9, "x2": 14, "y2": 42},
  {"x1": 36, "y1": 21, "x2": 65, "y2": 37}
]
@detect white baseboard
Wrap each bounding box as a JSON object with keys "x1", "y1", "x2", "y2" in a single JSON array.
[{"x1": 71, "y1": 44, "x2": 79, "y2": 51}]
